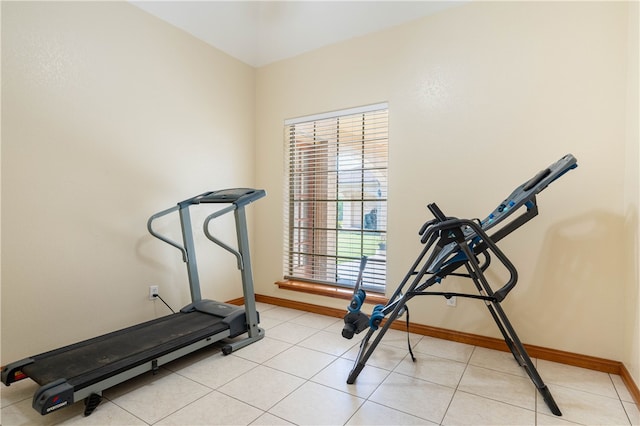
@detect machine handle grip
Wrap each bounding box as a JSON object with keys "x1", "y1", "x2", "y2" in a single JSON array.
[
  {"x1": 147, "y1": 205, "x2": 188, "y2": 262},
  {"x1": 203, "y1": 208, "x2": 243, "y2": 270},
  {"x1": 428, "y1": 203, "x2": 447, "y2": 222},
  {"x1": 358, "y1": 256, "x2": 368, "y2": 272}
]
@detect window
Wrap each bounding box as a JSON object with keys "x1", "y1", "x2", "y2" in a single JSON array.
[{"x1": 284, "y1": 104, "x2": 388, "y2": 293}]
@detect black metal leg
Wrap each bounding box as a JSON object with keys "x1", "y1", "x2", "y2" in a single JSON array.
[
  {"x1": 83, "y1": 393, "x2": 102, "y2": 417},
  {"x1": 540, "y1": 385, "x2": 562, "y2": 416},
  {"x1": 489, "y1": 301, "x2": 562, "y2": 416},
  {"x1": 347, "y1": 297, "x2": 408, "y2": 384},
  {"x1": 347, "y1": 327, "x2": 375, "y2": 384},
  {"x1": 463, "y1": 258, "x2": 562, "y2": 415},
  {"x1": 347, "y1": 361, "x2": 366, "y2": 384}
]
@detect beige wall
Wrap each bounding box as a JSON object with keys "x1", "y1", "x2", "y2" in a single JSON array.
[
  {"x1": 1, "y1": 2, "x2": 256, "y2": 362},
  {"x1": 255, "y1": 0, "x2": 637, "y2": 380}
]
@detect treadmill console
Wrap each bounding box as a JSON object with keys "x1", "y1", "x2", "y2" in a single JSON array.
[{"x1": 180, "y1": 188, "x2": 266, "y2": 208}]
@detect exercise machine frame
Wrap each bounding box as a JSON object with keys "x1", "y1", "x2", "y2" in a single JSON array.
[
  {"x1": 343, "y1": 154, "x2": 578, "y2": 417},
  {"x1": 2, "y1": 188, "x2": 265, "y2": 416}
]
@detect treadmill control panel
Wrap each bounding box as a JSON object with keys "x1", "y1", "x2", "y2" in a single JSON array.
[{"x1": 180, "y1": 188, "x2": 266, "y2": 208}]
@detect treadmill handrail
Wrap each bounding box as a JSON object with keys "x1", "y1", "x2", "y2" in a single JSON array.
[
  {"x1": 147, "y1": 205, "x2": 188, "y2": 262},
  {"x1": 203, "y1": 205, "x2": 244, "y2": 270},
  {"x1": 146, "y1": 188, "x2": 266, "y2": 263}
]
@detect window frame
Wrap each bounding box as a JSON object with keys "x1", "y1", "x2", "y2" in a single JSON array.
[{"x1": 283, "y1": 103, "x2": 389, "y2": 294}]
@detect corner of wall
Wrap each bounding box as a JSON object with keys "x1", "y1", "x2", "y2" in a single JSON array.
[{"x1": 623, "y1": 0, "x2": 640, "y2": 391}]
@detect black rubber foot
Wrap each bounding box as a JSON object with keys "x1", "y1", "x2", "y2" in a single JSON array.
[
  {"x1": 347, "y1": 363, "x2": 365, "y2": 385},
  {"x1": 84, "y1": 393, "x2": 102, "y2": 417},
  {"x1": 539, "y1": 385, "x2": 562, "y2": 416},
  {"x1": 222, "y1": 345, "x2": 233, "y2": 355}
]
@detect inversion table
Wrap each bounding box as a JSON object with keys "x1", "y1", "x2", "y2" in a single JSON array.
[{"x1": 342, "y1": 154, "x2": 578, "y2": 416}]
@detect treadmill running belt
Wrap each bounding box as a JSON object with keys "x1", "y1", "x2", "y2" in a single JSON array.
[{"x1": 22, "y1": 311, "x2": 230, "y2": 389}]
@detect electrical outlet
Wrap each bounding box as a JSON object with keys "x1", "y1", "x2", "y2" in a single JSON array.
[
  {"x1": 446, "y1": 296, "x2": 457, "y2": 307},
  {"x1": 149, "y1": 285, "x2": 159, "y2": 300}
]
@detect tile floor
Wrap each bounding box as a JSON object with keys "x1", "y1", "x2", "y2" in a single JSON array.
[{"x1": 1, "y1": 302, "x2": 639, "y2": 425}]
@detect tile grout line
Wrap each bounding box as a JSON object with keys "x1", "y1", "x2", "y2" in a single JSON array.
[{"x1": 608, "y1": 373, "x2": 634, "y2": 426}]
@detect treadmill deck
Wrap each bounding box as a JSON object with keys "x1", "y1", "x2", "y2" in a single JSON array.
[{"x1": 23, "y1": 311, "x2": 231, "y2": 389}]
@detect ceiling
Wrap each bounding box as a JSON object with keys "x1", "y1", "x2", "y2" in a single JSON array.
[{"x1": 131, "y1": 1, "x2": 465, "y2": 67}]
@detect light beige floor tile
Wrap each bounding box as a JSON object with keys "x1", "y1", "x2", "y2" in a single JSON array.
[
  {"x1": 0, "y1": 397, "x2": 82, "y2": 426},
  {"x1": 413, "y1": 336, "x2": 475, "y2": 363},
  {"x1": 267, "y1": 321, "x2": 321, "y2": 344},
  {"x1": 537, "y1": 384, "x2": 630, "y2": 425},
  {"x1": 342, "y1": 341, "x2": 410, "y2": 371},
  {"x1": 255, "y1": 302, "x2": 278, "y2": 313},
  {"x1": 469, "y1": 345, "x2": 531, "y2": 378},
  {"x1": 162, "y1": 344, "x2": 224, "y2": 372},
  {"x1": 175, "y1": 351, "x2": 258, "y2": 389},
  {"x1": 623, "y1": 401, "x2": 639, "y2": 426},
  {"x1": 289, "y1": 311, "x2": 342, "y2": 329},
  {"x1": 231, "y1": 336, "x2": 292, "y2": 364},
  {"x1": 103, "y1": 368, "x2": 172, "y2": 400},
  {"x1": 458, "y1": 365, "x2": 536, "y2": 410},
  {"x1": 611, "y1": 374, "x2": 635, "y2": 403},
  {"x1": 325, "y1": 317, "x2": 349, "y2": 330},
  {"x1": 259, "y1": 306, "x2": 306, "y2": 321},
  {"x1": 264, "y1": 346, "x2": 336, "y2": 379},
  {"x1": 536, "y1": 412, "x2": 585, "y2": 425},
  {"x1": 537, "y1": 359, "x2": 618, "y2": 399},
  {"x1": 311, "y1": 357, "x2": 390, "y2": 398},
  {"x1": 269, "y1": 381, "x2": 364, "y2": 425},
  {"x1": 299, "y1": 329, "x2": 359, "y2": 356},
  {"x1": 394, "y1": 352, "x2": 466, "y2": 388},
  {"x1": 442, "y1": 391, "x2": 535, "y2": 425},
  {"x1": 346, "y1": 400, "x2": 436, "y2": 425},
  {"x1": 257, "y1": 314, "x2": 285, "y2": 330},
  {"x1": 250, "y1": 412, "x2": 295, "y2": 425},
  {"x1": 107, "y1": 372, "x2": 211, "y2": 424},
  {"x1": 58, "y1": 400, "x2": 147, "y2": 425},
  {"x1": 325, "y1": 318, "x2": 353, "y2": 334},
  {"x1": 218, "y1": 365, "x2": 305, "y2": 410},
  {"x1": 0, "y1": 379, "x2": 38, "y2": 408},
  {"x1": 156, "y1": 390, "x2": 262, "y2": 425},
  {"x1": 369, "y1": 372, "x2": 455, "y2": 424},
  {"x1": 377, "y1": 327, "x2": 422, "y2": 350}
]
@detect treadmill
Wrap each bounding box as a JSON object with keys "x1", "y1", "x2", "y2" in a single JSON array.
[{"x1": 1, "y1": 188, "x2": 266, "y2": 416}]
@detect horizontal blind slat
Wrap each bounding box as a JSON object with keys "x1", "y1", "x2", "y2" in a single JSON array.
[{"x1": 284, "y1": 106, "x2": 388, "y2": 288}]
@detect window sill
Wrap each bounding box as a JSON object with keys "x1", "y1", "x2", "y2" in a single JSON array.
[{"x1": 275, "y1": 280, "x2": 388, "y2": 305}]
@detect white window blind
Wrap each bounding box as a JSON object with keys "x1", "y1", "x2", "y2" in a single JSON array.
[{"x1": 284, "y1": 104, "x2": 388, "y2": 292}]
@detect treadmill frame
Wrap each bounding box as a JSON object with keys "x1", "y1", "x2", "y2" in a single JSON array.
[{"x1": 2, "y1": 188, "x2": 266, "y2": 416}]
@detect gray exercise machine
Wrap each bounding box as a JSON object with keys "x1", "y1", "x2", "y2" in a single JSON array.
[
  {"x1": 342, "y1": 155, "x2": 578, "y2": 416},
  {"x1": 2, "y1": 188, "x2": 265, "y2": 416}
]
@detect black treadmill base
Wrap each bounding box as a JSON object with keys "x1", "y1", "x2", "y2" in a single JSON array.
[
  {"x1": 22, "y1": 308, "x2": 232, "y2": 389},
  {"x1": 2, "y1": 301, "x2": 258, "y2": 415}
]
